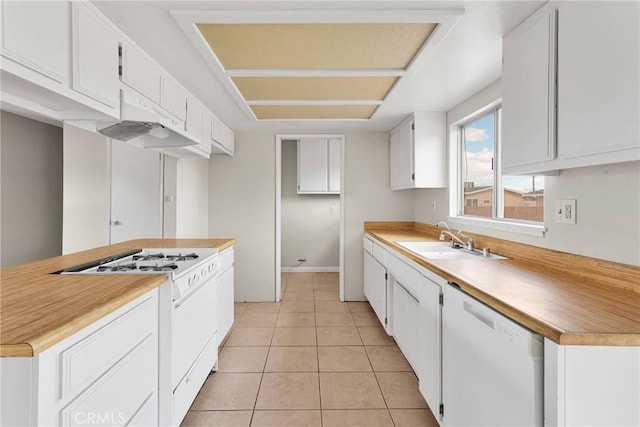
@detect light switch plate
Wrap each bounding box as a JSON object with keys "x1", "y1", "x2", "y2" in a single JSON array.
[{"x1": 555, "y1": 199, "x2": 576, "y2": 224}]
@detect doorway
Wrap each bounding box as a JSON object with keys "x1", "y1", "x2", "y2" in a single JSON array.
[{"x1": 275, "y1": 134, "x2": 345, "y2": 302}]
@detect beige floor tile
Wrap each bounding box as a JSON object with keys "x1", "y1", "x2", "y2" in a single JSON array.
[
  {"x1": 389, "y1": 409, "x2": 440, "y2": 427},
  {"x1": 191, "y1": 373, "x2": 262, "y2": 410},
  {"x1": 180, "y1": 410, "x2": 252, "y2": 427},
  {"x1": 365, "y1": 346, "x2": 412, "y2": 371},
  {"x1": 246, "y1": 302, "x2": 281, "y2": 313},
  {"x1": 287, "y1": 281, "x2": 315, "y2": 292},
  {"x1": 315, "y1": 301, "x2": 349, "y2": 313},
  {"x1": 319, "y1": 372, "x2": 386, "y2": 409},
  {"x1": 318, "y1": 346, "x2": 371, "y2": 372},
  {"x1": 235, "y1": 312, "x2": 278, "y2": 328},
  {"x1": 217, "y1": 346, "x2": 269, "y2": 372},
  {"x1": 271, "y1": 327, "x2": 317, "y2": 346},
  {"x1": 357, "y1": 327, "x2": 395, "y2": 346},
  {"x1": 313, "y1": 272, "x2": 339, "y2": 284},
  {"x1": 375, "y1": 372, "x2": 428, "y2": 409},
  {"x1": 283, "y1": 291, "x2": 315, "y2": 301},
  {"x1": 256, "y1": 372, "x2": 320, "y2": 410},
  {"x1": 316, "y1": 327, "x2": 363, "y2": 346},
  {"x1": 225, "y1": 328, "x2": 274, "y2": 347},
  {"x1": 314, "y1": 290, "x2": 340, "y2": 301},
  {"x1": 280, "y1": 300, "x2": 315, "y2": 313},
  {"x1": 265, "y1": 347, "x2": 319, "y2": 372},
  {"x1": 321, "y1": 409, "x2": 394, "y2": 427},
  {"x1": 251, "y1": 410, "x2": 321, "y2": 426},
  {"x1": 315, "y1": 312, "x2": 355, "y2": 327},
  {"x1": 288, "y1": 272, "x2": 314, "y2": 285},
  {"x1": 352, "y1": 311, "x2": 382, "y2": 327},
  {"x1": 348, "y1": 302, "x2": 374, "y2": 313},
  {"x1": 277, "y1": 312, "x2": 316, "y2": 327},
  {"x1": 235, "y1": 302, "x2": 249, "y2": 314},
  {"x1": 314, "y1": 282, "x2": 339, "y2": 292}
]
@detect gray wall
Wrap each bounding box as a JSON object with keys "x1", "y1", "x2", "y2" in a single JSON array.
[
  {"x1": 1, "y1": 112, "x2": 63, "y2": 267},
  {"x1": 176, "y1": 158, "x2": 209, "y2": 238},
  {"x1": 208, "y1": 131, "x2": 415, "y2": 302},
  {"x1": 414, "y1": 79, "x2": 640, "y2": 266},
  {"x1": 281, "y1": 139, "x2": 339, "y2": 269}
]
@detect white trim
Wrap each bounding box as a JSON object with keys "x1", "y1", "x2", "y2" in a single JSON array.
[
  {"x1": 275, "y1": 134, "x2": 346, "y2": 302},
  {"x1": 226, "y1": 69, "x2": 407, "y2": 78},
  {"x1": 448, "y1": 216, "x2": 546, "y2": 237},
  {"x1": 281, "y1": 267, "x2": 339, "y2": 273},
  {"x1": 247, "y1": 100, "x2": 383, "y2": 106}
]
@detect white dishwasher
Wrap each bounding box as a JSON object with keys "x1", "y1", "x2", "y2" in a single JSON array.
[{"x1": 442, "y1": 284, "x2": 543, "y2": 427}]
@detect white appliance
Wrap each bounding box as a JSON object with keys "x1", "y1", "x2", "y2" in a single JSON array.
[
  {"x1": 62, "y1": 247, "x2": 220, "y2": 426},
  {"x1": 442, "y1": 284, "x2": 544, "y2": 427}
]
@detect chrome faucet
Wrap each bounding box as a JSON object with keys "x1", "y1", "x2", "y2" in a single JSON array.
[{"x1": 437, "y1": 222, "x2": 475, "y2": 251}]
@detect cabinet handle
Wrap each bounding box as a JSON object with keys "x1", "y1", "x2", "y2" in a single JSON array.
[
  {"x1": 463, "y1": 301, "x2": 494, "y2": 330},
  {"x1": 395, "y1": 281, "x2": 419, "y2": 303}
]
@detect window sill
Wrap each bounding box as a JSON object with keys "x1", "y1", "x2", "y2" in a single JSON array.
[{"x1": 447, "y1": 216, "x2": 546, "y2": 237}]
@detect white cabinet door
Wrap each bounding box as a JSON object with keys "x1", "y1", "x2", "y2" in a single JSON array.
[
  {"x1": 557, "y1": 1, "x2": 639, "y2": 161},
  {"x1": 160, "y1": 75, "x2": 187, "y2": 121},
  {"x1": 364, "y1": 250, "x2": 387, "y2": 328},
  {"x1": 418, "y1": 276, "x2": 442, "y2": 415},
  {"x1": 328, "y1": 138, "x2": 341, "y2": 193},
  {"x1": 502, "y1": 4, "x2": 556, "y2": 173},
  {"x1": 394, "y1": 118, "x2": 415, "y2": 189},
  {"x1": 120, "y1": 43, "x2": 161, "y2": 103},
  {"x1": 185, "y1": 94, "x2": 203, "y2": 145},
  {"x1": 110, "y1": 140, "x2": 163, "y2": 243},
  {"x1": 71, "y1": 2, "x2": 119, "y2": 109},
  {"x1": 392, "y1": 280, "x2": 420, "y2": 370},
  {"x1": 298, "y1": 138, "x2": 329, "y2": 193},
  {"x1": 1, "y1": 1, "x2": 70, "y2": 84},
  {"x1": 217, "y1": 265, "x2": 234, "y2": 342}
]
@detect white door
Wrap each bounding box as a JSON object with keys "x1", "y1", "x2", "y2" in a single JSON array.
[{"x1": 110, "y1": 140, "x2": 163, "y2": 243}]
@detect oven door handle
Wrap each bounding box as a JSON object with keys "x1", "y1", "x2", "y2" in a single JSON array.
[{"x1": 174, "y1": 276, "x2": 214, "y2": 309}]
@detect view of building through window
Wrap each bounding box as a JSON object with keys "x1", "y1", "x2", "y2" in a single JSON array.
[{"x1": 461, "y1": 108, "x2": 544, "y2": 222}]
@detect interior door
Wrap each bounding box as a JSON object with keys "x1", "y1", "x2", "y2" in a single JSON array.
[{"x1": 110, "y1": 140, "x2": 163, "y2": 243}]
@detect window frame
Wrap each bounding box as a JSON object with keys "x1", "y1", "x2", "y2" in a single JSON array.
[{"x1": 449, "y1": 102, "x2": 546, "y2": 237}]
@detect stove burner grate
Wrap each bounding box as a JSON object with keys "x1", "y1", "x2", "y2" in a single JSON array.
[
  {"x1": 166, "y1": 253, "x2": 199, "y2": 261},
  {"x1": 132, "y1": 253, "x2": 165, "y2": 261},
  {"x1": 139, "y1": 263, "x2": 179, "y2": 272},
  {"x1": 97, "y1": 263, "x2": 137, "y2": 272}
]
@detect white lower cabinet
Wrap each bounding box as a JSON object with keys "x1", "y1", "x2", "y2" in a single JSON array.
[
  {"x1": 363, "y1": 237, "x2": 389, "y2": 332},
  {"x1": 217, "y1": 246, "x2": 235, "y2": 343},
  {"x1": 0, "y1": 289, "x2": 159, "y2": 427}
]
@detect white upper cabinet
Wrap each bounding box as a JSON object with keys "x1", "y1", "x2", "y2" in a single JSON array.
[
  {"x1": 390, "y1": 113, "x2": 447, "y2": 190},
  {"x1": 185, "y1": 94, "x2": 203, "y2": 144},
  {"x1": 1, "y1": 1, "x2": 70, "y2": 84},
  {"x1": 120, "y1": 43, "x2": 161, "y2": 104},
  {"x1": 556, "y1": 1, "x2": 639, "y2": 163},
  {"x1": 160, "y1": 74, "x2": 187, "y2": 121},
  {"x1": 208, "y1": 114, "x2": 235, "y2": 156},
  {"x1": 502, "y1": 4, "x2": 556, "y2": 174},
  {"x1": 297, "y1": 138, "x2": 340, "y2": 194},
  {"x1": 71, "y1": 2, "x2": 120, "y2": 109}
]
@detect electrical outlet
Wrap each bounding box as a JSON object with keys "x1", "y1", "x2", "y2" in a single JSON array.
[{"x1": 555, "y1": 199, "x2": 576, "y2": 224}]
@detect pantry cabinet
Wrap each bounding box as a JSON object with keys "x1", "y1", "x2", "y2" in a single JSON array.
[
  {"x1": 297, "y1": 138, "x2": 341, "y2": 194},
  {"x1": 390, "y1": 113, "x2": 446, "y2": 190},
  {"x1": 556, "y1": 1, "x2": 639, "y2": 164},
  {"x1": 0, "y1": 289, "x2": 159, "y2": 426},
  {"x1": 71, "y1": 1, "x2": 120, "y2": 109},
  {"x1": 1, "y1": 1, "x2": 70, "y2": 85},
  {"x1": 502, "y1": 3, "x2": 556, "y2": 174}
]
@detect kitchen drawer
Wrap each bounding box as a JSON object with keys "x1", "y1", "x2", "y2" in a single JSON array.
[
  {"x1": 219, "y1": 247, "x2": 234, "y2": 272},
  {"x1": 173, "y1": 333, "x2": 218, "y2": 426},
  {"x1": 386, "y1": 253, "x2": 421, "y2": 297},
  {"x1": 363, "y1": 236, "x2": 374, "y2": 255},
  {"x1": 372, "y1": 242, "x2": 386, "y2": 265},
  {"x1": 59, "y1": 333, "x2": 158, "y2": 426},
  {"x1": 59, "y1": 294, "x2": 157, "y2": 400}
]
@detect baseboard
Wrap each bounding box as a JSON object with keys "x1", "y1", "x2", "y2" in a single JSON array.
[{"x1": 281, "y1": 266, "x2": 339, "y2": 273}]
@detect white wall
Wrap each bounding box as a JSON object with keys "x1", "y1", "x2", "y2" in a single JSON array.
[
  {"x1": 163, "y1": 156, "x2": 177, "y2": 238},
  {"x1": 281, "y1": 139, "x2": 339, "y2": 269},
  {"x1": 0, "y1": 112, "x2": 63, "y2": 267},
  {"x1": 62, "y1": 123, "x2": 110, "y2": 254},
  {"x1": 414, "y1": 79, "x2": 640, "y2": 266},
  {"x1": 175, "y1": 158, "x2": 209, "y2": 238},
  {"x1": 209, "y1": 132, "x2": 276, "y2": 302}
]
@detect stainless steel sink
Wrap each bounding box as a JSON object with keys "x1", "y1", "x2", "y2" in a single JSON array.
[{"x1": 394, "y1": 241, "x2": 507, "y2": 260}]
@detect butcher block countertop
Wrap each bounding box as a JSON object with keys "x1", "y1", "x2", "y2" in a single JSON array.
[
  {"x1": 365, "y1": 222, "x2": 640, "y2": 347},
  {"x1": 0, "y1": 238, "x2": 235, "y2": 357}
]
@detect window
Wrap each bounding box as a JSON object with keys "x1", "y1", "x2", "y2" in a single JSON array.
[{"x1": 458, "y1": 106, "x2": 544, "y2": 223}]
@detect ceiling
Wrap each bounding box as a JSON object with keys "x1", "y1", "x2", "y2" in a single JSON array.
[{"x1": 93, "y1": 1, "x2": 544, "y2": 133}]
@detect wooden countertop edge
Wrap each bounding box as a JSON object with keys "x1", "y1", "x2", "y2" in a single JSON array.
[
  {"x1": 364, "y1": 226, "x2": 640, "y2": 347},
  {"x1": 0, "y1": 276, "x2": 165, "y2": 357}
]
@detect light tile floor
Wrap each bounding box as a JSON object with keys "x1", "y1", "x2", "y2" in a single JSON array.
[{"x1": 181, "y1": 272, "x2": 439, "y2": 427}]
